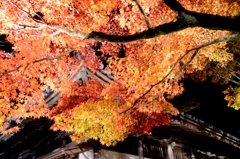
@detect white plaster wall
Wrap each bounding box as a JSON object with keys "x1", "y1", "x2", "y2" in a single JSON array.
[{"x1": 79, "y1": 149, "x2": 94, "y2": 159}]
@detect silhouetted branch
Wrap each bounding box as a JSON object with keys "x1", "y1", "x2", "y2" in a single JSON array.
[
  {"x1": 86, "y1": 7, "x2": 240, "y2": 43},
  {"x1": 3, "y1": 0, "x2": 240, "y2": 43}
]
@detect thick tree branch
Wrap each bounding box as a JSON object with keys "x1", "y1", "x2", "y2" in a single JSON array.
[
  {"x1": 163, "y1": 0, "x2": 186, "y2": 14},
  {"x1": 3, "y1": 0, "x2": 240, "y2": 43},
  {"x1": 86, "y1": 0, "x2": 240, "y2": 43},
  {"x1": 86, "y1": 13, "x2": 240, "y2": 43},
  {"x1": 11, "y1": 12, "x2": 240, "y2": 43}
]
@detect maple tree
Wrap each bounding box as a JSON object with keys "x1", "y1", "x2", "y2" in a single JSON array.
[{"x1": 0, "y1": 0, "x2": 240, "y2": 145}]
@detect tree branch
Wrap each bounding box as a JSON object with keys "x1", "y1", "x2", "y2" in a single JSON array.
[
  {"x1": 121, "y1": 34, "x2": 240, "y2": 113},
  {"x1": 3, "y1": 0, "x2": 240, "y2": 43},
  {"x1": 120, "y1": 47, "x2": 193, "y2": 114},
  {"x1": 85, "y1": 0, "x2": 240, "y2": 43},
  {"x1": 133, "y1": 0, "x2": 151, "y2": 29},
  {"x1": 86, "y1": 13, "x2": 240, "y2": 43},
  {"x1": 8, "y1": 12, "x2": 240, "y2": 43},
  {"x1": 176, "y1": 34, "x2": 240, "y2": 79},
  {"x1": 223, "y1": 66, "x2": 240, "y2": 81},
  {"x1": 210, "y1": 68, "x2": 239, "y2": 85},
  {"x1": 0, "y1": 49, "x2": 74, "y2": 77},
  {"x1": 163, "y1": 0, "x2": 185, "y2": 13},
  {"x1": 175, "y1": 49, "x2": 200, "y2": 79}
]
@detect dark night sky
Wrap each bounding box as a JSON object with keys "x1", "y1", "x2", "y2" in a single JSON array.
[{"x1": 174, "y1": 78, "x2": 240, "y2": 137}]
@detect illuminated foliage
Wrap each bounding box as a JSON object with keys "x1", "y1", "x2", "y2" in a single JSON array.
[{"x1": 0, "y1": 0, "x2": 239, "y2": 145}]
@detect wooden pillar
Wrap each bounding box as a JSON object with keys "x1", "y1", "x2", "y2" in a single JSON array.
[
  {"x1": 166, "y1": 142, "x2": 176, "y2": 159},
  {"x1": 138, "y1": 138, "x2": 144, "y2": 159}
]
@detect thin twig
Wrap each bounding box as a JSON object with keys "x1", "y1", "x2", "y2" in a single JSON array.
[
  {"x1": 223, "y1": 66, "x2": 240, "y2": 81},
  {"x1": 0, "y1": 49, "x2": 74, "y2": 77},
  {"x1": 210, "y1": 68, "x2": 239, "y2": 85},
  {"x1": 175, "y1": 49, "x2": 200, "y2": 79},
  {"x1": 133, "y1": 0, "x2": 152, "y2": 29},
  {"x1": 227, "y1": 40, "x2": 240, "y2": 50},
  {"x1": 8, "y1": 0, "x2": 43, "y2": 24},
  {"x1": 121, "y1": 34, "x2": 240, "y2": 114},
  {"x1": 120, "y1": 48, "x2": 194, "y2": 114}
]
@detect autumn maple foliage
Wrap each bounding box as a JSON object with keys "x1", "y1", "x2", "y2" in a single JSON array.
[{"x1": 0, "y1": 0, "x2": 240, "y2": 146}]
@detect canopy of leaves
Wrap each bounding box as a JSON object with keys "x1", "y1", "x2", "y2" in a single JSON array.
[{"x1": 0, "y1": 0, "x2": 239, "y2": 145}]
